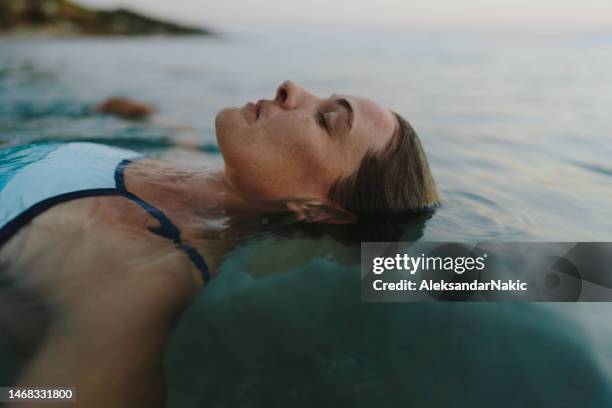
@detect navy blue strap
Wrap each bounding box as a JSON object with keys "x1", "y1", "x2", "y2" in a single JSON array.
[
  {"x1": 115, "y1": 159, "x2": 211, "y2": 285},
  {"x1": 0, "y1": 189, "x2": 120, "y2": 248}
]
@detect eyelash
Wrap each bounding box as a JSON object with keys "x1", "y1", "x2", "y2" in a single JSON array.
[{"x1": 317, "y1": 111, "x2": 328, "y2": 131}]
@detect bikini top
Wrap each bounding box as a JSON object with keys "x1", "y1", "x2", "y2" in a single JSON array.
[{"x1": 0, "y1": 142, "x2": 210, "y2": 285}]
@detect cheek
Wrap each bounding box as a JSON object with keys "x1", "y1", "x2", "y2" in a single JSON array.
[
  {"x1": 265, "y1": 117, "x2": 328, "y2": 174},
  {"x1": 227, "y1": 140, "x2": 327, "y2": 198},
  {"x1": 220, "y1": 113, "x2": 339, "y2": 199}
]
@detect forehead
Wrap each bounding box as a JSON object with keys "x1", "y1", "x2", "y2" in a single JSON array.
[{"x1": 342, "y1": 94, "x2": 397, "y2": 151}]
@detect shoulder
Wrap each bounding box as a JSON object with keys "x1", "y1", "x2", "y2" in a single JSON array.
[{"x1": 1, "y1": 195, "x2": 203, "y2": 309}]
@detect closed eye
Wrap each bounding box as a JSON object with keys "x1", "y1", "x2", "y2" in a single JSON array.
[{"x1": 317, "y1": 110, "x2": 328, "y2": 133}]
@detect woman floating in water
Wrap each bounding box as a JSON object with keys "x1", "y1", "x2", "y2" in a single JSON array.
[{"x1": 0, "y1": 80, "x2": 439, "y2": 407}]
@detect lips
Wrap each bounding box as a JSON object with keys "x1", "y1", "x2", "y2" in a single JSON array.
[
  {"x1": 244, "y1": 100, "x2": 264, "y2": 123},
  {"x1": 244, "y1": 102, "x2": 257, "y2": 123}
]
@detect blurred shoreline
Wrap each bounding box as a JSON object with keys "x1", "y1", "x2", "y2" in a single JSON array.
[{"x1": 0, "y1": 0, "x2": 214, "y2": 38}]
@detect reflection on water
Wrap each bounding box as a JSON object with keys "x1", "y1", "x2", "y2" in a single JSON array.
[{"x1": 1, "y1": 30, "x2": 612, "y2": 406}]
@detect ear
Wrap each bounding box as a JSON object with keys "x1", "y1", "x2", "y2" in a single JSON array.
[{"x1": 286, "y1": 201, "x2": 357, "y2": 225}]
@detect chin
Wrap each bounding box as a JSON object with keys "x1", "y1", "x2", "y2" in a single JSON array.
[
  {"x1": 215, "y1": 108, "x2": 238, "y2": 142},
  {"x1": 215, "y1": 108, "x2": 243, "y2": 163},
  {"x1": 214, "y1": 107, "x2": 231, "y2": 131}
]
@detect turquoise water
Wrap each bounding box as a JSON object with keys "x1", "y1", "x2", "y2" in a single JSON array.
[{"x1": 1, "y1": 30, "x2": 612, "y2": 406}]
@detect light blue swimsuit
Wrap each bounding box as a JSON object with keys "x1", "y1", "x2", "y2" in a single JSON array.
[{"x1": 0, "y1": 142, "x2": 210, "y2": 283}]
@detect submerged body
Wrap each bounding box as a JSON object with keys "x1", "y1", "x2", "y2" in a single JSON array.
[{"x1": 0, "y1": 142, "x2": 253, "y2": 407}]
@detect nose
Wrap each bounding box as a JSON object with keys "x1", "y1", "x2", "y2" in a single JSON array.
[{"x1": 275, "y1": 80, "x2": 309, "y2": 110}]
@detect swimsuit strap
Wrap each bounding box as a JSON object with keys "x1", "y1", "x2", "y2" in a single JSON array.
[
  {"x1": 0, "y1": 189, "x2": 120, "y2": 248},
  {"x1": 114, "y1": 159, "x2": 211, "y2": 285}
]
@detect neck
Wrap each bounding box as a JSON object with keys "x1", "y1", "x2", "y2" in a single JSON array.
[
  {"x1": 179, "y1": 169, "x2": 290, "y2": 216},
  {"x1": 123, "y1": 159, "x2": 276, "y2": 220},
  {"x1": 125, "y1": 160, "x2": 299, "y2": 280}
]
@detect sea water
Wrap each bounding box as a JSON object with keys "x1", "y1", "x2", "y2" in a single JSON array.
[{"x1": 1, "y1": 29, "x2": 612, "y2": 406}]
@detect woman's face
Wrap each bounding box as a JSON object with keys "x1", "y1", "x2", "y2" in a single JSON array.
[{"x1": 215, "y1": 80, "x2": 397, "y2": 202}]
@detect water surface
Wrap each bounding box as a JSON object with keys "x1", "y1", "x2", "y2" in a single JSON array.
[{"x1": 1, "y1": 30, "x2": 612, "y2": 407}]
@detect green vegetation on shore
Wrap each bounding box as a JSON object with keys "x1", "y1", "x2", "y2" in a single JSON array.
[{"x1": 0, "y1": 0, "x2": 213, "y2": 37}]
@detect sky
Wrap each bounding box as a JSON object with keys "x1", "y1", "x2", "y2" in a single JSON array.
[{"x1": 78, "y1": 0, "x2": 612, "y2": 33}]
